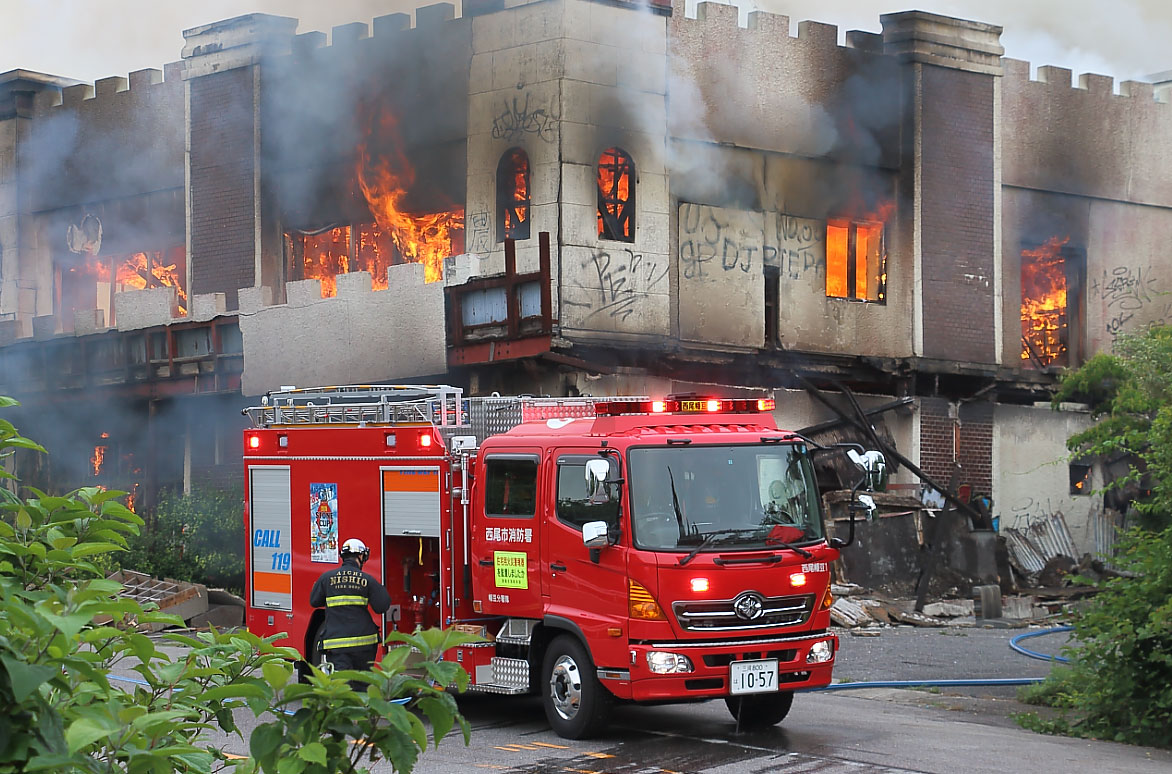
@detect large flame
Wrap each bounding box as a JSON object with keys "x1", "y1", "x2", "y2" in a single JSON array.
[
  {"x1": 1020, "y1": 236, "x2": 1069, "y2": 366},
  {"x1": 79, "y1": 250, "x2": 188, "y2": 315},
  {"x1": 355, "y1": 109, "x2": 463, "y2": 284},
  {"x1": 826, "y1": 201, "x2": 894, "y2": 300}
]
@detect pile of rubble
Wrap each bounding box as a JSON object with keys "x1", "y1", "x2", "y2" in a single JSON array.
[
  {"x1": 107, "y1": 569, "x2": 245, "y2": 631},
  {"x1": 827, "y1": 583, "x2": 1074, "y2": 633}
]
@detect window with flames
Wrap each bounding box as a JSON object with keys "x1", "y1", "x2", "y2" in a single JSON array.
[
  {"x1": 62, "y1": 246, "x2": 188, "y2": 328},
  {"x1": 825, "y1": 218, "x2": 887, "y2": 303},
  {"x1": 1021, "y1": 236, "x2": 1079, "y2": 368},
  {"x1": 597, "y1": 147, "x2": 635, "y2": 242},
  {"x1": 497, "y1": 148, "x2": 531, "y2": 242}
]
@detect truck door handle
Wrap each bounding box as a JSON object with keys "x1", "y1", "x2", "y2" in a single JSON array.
[
  {"x1": 551, "y1": 562, "x2": 567, "y2": 572},
  {"x1": 478, "y1": 558, "x2": 494, "y2": 567}
]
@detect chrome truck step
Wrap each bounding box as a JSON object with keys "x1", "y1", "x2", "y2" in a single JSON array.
[{"x1": 468, "y1": 657, "x2": 530, "y2": 695}]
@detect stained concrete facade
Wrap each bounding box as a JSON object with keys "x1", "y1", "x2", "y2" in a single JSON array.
[{"x1": 1, "y1": 0, "x2": 1171, "y2": 562}]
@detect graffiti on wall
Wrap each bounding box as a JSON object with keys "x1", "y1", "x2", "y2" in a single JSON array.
[
  {"x1": 567, "y1": 248, "x2": 669, "y2": 323},
  {"x1": 467, "y1": 212, "x2": 491, "y2": 254},
  {"x1": 768, "y1": 214, "x2": 825, "y2": 281},
  {"x1": 678, "y1": 203, "x2": 761, "y2": 280},
  {"x1": 491, "y1": 93, "x2": 557, "y2": 144},
  {"x1": 1091, "y1": 265, "x2": 1169, "y2": 340}
]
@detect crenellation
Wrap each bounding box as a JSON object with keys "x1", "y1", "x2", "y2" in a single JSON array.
[
  {"x1": 162, "y1": 61, "x2": 184, "y2": 82},
  {"x1": 797, "y1": 20, "x2": 838, "y2": 46},
  {"x1": 336, "y1": 270, "x2": 374, "y2": 296},
  {"x1": 1002, "y1": 57, "x2": 1029, "y2": 80},
  {"x1": 1036, "y1": 65, "x2": 1073, "y2": 86},
  {"x1": 286, "y1": 279, "x2": 325, "y2": 307},
  {"x1": 417, "y1": 3, "x2": 457, "y2": 27},
  {"x1": 1078, "y1": 73, "x2": 1113, "y2": 96},
  {"x1": 694, "y1": 2, "x2": 738, "y2": 29},
  {"x1": 331, "y1": 22, "x2": 369, "y2": 47},
  {"x1": 291, "y1": 31, "x2": 327, "y2": 54},
  {"x1": 373, "y1": 13, "x2": 410, "y2": 37},
  {"x1": 745, "y1": 10, "x2": 789, "y2": 37},
  {"x1": 128, "y1": 68, "x2": 162, "y2": 90},
  {"x1": 1120, "y1": 80, "x2": 1155, "y2": 100},
  {"x1": 845, "y1": 29, "x2": 882, "y2": 52},
  {"x1": 94, "y1": 76, "x2": 128, "y2": 98},
  {"x1": 61, "y1": 83, "x2": 93, "y2": 107},
  {"x1": 32, "y1": 88, "x2": 62, "y2": 113}
]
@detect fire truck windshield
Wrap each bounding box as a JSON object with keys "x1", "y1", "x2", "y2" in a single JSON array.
[{"x1": 628, "y1": 444, "x2": 823, "y2": 552}]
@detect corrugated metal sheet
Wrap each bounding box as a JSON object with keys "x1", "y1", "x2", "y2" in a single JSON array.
[
  {"x1": 1004, "y1": 511, "x2": 1078, "y2": 577},
  {"x1": 1090, "y1": 509, "x2": 1122, "y2": 569}
]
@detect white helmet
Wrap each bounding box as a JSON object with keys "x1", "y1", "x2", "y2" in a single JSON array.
[{"x1": 340, "y1": 538, "x2": 370, "y2": 564}]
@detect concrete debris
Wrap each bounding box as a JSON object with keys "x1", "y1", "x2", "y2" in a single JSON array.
[
  {"x1": 922, "y1": 600, "x2": 974, "y2": 618},
  {"x1": 850, "y1": 629, "x2": 882, "y2": 637},
  {"x1": 830, "y1": 598, "x2": 874, "y2": 627},
  {"x1": 831, "y1": 583, "x2": 865, "y2": 597},
  {"x1": 105, "y1": 570, "x2": 244, "y2": 631}
]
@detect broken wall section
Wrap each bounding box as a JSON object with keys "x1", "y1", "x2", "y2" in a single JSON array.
[{"x1": 237, "y1": 262, "x2": 447, "y2": 395}]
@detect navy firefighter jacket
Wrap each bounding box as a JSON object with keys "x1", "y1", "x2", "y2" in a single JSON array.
[{"x1": 309, "y1": 558, "x2": 392, "y2": 650}]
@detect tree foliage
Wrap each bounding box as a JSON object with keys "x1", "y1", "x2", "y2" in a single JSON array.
[
  {"x1": 1017, "y1": 325, "x2": 1172, "y2": 747},
  {"x1": 122, "y1": 485, "x2": 246, "y2": 593},
  {"x1": 0, "y1": 397, "x2": 475, "y2": 773},
  {"x1": 1053, "y1": 325, "x2": 1172, "y2": 530}
]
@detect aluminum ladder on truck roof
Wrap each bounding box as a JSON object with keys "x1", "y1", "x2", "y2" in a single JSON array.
[
  {"x1": 243, "y1": 384, "x2": 648, "y2": 443},
  {"x1": 243, "y1": 384, "x2": 466, "y2": 428}
]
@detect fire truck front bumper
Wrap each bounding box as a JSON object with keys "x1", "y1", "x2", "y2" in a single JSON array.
[{"x1": 607, "y1": 632, "x2": 838, "y2": 702}]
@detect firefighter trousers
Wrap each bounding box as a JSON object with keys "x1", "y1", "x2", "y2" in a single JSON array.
[{"x1": 321, "y1": 644, "x2": 378, "y2": 690}]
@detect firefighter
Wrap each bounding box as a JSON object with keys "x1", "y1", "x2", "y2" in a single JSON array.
[{"x1": 309, "y1": 537, "x2": 391, "y2": 678}]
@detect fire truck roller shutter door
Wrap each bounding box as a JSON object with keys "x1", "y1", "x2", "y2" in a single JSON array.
[
  {"x1": 250, "y1": 466, "x2": 292, "y2": 611},
  {"x1": 382, "y1": 467, "x2": 442, "y2": 537}
]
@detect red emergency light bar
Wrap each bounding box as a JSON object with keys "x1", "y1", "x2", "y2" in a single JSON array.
[{"x1": 594, "y1": 397, "x2": 775, "y2": 416}]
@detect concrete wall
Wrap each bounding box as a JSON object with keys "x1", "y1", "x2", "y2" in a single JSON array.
[
  {"x1": 993, "y1": 403, "x2": 1098, "y2": 554},
  {"x1": 556, "y1": 0, "x2": 672, "y2": 341},
  {"x1": 237, "y1": 263, "x2": 446, "y2": 395},
  {"x1": 1001, "y1": 58, "x2": 1172, "y2": 363}
]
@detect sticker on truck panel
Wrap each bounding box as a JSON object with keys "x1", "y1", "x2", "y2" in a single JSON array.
[
  {"x1": 494, "y1": 551, "x2": 528, "y2": 589},
  {"x1": 310, "y1": 483, "x2": 339, "y2": 563}
]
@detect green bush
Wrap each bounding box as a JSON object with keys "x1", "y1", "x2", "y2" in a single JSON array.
[
  {"x1": 122, "y1": 485, "x2": 246, "y2": 593},
  {"x1": 1, "y1": 396, "x2": 475, "y2": 773},
  {"x1": 1015, "y1": 526, "x2": 1172, "y2": 747}
]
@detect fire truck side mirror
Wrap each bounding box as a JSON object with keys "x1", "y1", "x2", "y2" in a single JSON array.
[
  {"x1": 584, "y1": 459, "x2": 611, "y2": 502},
  {"x1": 582, "y1": 520, "x2": 611, "y2": 549}
]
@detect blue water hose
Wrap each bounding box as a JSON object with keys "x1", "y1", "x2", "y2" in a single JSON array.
[
  {"x1": 1009, "y1": 625, "x2": 1072, "y2": 663},
  {"x1": 802, "y1": 624, "x2": 1072, "y2": 692}
]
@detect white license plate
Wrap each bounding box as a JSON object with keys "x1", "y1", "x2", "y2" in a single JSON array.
[{"x1": 729, "y1": 659, "x2": 779, "y2": 695}]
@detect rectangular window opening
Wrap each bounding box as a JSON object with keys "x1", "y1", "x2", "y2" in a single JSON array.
[
  {"x1": 1021, "y1": 237, "x2": 1084, "y2": 369},
  {"x1": 826, "y1": 220, "x2": 886, "y2": 303}
]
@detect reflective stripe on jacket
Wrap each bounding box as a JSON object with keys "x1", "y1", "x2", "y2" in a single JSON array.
[{"x1": 309, "y1": 557, "x2": 392, "y2": 651}]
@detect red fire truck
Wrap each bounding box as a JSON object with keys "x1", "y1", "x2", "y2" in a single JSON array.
[{"x1": 242, "y1": 385, "x2": 877, "y2": 738}]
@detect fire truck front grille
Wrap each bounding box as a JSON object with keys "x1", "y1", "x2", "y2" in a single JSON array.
[{"x1": 673, "y1": 594, "x2": 815, "y2": 632}]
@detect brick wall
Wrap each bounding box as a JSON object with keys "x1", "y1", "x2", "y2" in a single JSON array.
[
  {"x1": 189, "y1": 68, "x2": 255, "y2": 310},
  {"x1": 919, "y1": 397, "x2": 993, "y2": 496},
  {"x1": 919, "y1": 66, "x2": 995, "y2": 363}
]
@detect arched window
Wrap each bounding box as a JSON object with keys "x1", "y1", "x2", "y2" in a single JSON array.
[
  {"x1": 497, "y1": 148, "x2": 531, "y2": 242},
  {"x1": 597, "y1": 147, "x2": 635, "y2": 242}
]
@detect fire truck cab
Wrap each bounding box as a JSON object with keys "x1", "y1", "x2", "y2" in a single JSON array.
[{"x1": 243, "y1": 385, "x2": 876, "y2": 738}]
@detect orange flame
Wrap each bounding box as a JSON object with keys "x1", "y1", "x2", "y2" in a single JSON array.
[
  {"x1": 1020, "y1": 236, "x2": 1069, "y2": 366},
  {"x1": 504, "y1": 149, "x2": 529, "y2": 238},
  {"x1": 92, "y1": 445, "x2": 107, "y2": 476},
  {"x1": 597, "y1": 148, "x2": 633, "y2": 239},
  {"x1": 81, "y1": 250, "x2": 188, "y2": 315},
  {"x1": 826, "y1": 201, "x2": 894, "y2": 300},
  {"x1": 126, "y1": 483, "x2": 139, "y2": 513},
  {"x1": 356, "y1": 109, "x2": 463, "y2": 284}
]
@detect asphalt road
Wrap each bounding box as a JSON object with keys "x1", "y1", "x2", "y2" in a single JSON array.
[{"x1": 119, "y1": 625, "x2": 1172, "y2": 774}]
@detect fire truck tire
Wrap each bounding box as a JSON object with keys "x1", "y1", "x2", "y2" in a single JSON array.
[
  {"x1": 723, "y1": 691, "x2": 794, "y2": 729},
  {"x1": 541, "y1": 635, "x2": 611, "y2": 739}
]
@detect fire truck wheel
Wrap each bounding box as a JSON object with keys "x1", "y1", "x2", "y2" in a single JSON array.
[
  {"x1": 541, "y1": 635, "x2": 610, "y2": 739},
  {"x1": 723, "y1": 691, "x2": 794, "y2": 729}
]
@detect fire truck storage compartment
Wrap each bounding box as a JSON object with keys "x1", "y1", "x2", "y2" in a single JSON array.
[
  {"x1": 381, "y1": 466, "x2": 441, "y2": 537},
  {"x1": 249, "y1": 466, "x2": 292, "y2": 611}
]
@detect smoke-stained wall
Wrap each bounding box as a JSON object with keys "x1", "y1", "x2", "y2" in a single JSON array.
[{"x1": 1000, "y1": 59, "x2": 1172, "y2": 364}]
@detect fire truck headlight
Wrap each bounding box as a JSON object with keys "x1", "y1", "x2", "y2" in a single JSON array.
[
  {"x1": 806, "y1": 639, "x2": 834, "y2": 664},
  {"x1": 646, "y1": 651, "x2": 694, "y2": 674}
]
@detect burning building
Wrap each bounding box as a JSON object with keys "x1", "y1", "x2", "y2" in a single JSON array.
[{"x1": 2, "y1": 0, "x2": 1172, "y2": 562}]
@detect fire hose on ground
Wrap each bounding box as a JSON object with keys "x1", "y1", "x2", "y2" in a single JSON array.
[{"x1": 801, "y1": 625, "x2": 1073, "y2": 692}]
